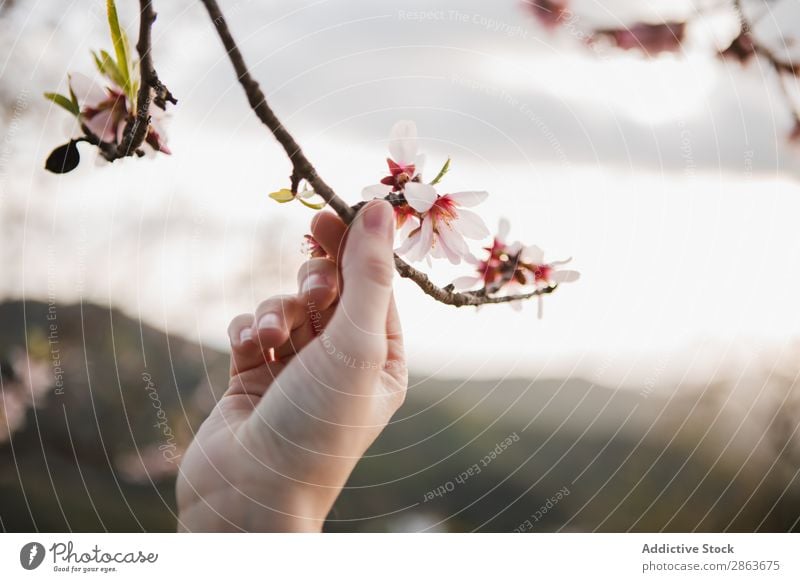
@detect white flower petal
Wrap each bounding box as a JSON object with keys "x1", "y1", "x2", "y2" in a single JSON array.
[
  {"x1": 523, "y1": 245, "x2": 545, "y2": 264},
  {"x1": 507, "y1": 241, "x2": 523, "y2": 255},
  {"x1": 69, "y1": 72, "x2": 109, "y2": 109},
  {"x1": 404, "y1": 182, "x2": 437, "y2": 213},
  {"x1": 447, "y1": 190, "x2": 488, "y2": 207},
  {"x1": 498, "y1": 218, "x2": 510, "y2": 241},
  {"x1": 417, "y1": 218, "x2": 434, "y2": 259},
  {"x1": 396, "y1": 228, "x2": 419, "y2": 256},
  {"x1": 550, "y1": 257, "x2": 573, "y2": 267},
  {"x1": 85, "y1": 109, "x2": 116, "y2": 142},
  {"x1": 388, "y1": 120, "x2": 418, "y2": 164},
  {"x1": 438, "y1": 224, "x2": 469, "y2": 257},
  {"x1": 537, "y1": 296, "x2": 544, "y2": 320},
  {"x1": 429, "y1": 240, "x2": 446, "y2": 260},
  {"x1": 436, "y1": 231, "x2": 463, "y2": 265},
  {"x1": 414, "y1": 153, "x2": 426, "y2": 176},
  {"x1": 464, "y1": 252, "x2": 481, "y2": 265},
  {"x1": 453, "y1": 208, "x2": 490, "y2": 240},
  {"x1": 452, "y1": 276, "x2": 482, "y2": 291},
  {"x1": 397, "y1": 216, "x2": 418, "y2": 241},
  {"x1": 550, "y1": 269, "x2": 580, "y2": 283},
  {"x1": 401, "y1": 219, "x2": 433, "y2": 262},
  {"x1": 361, "y1": 183, "x2": 392, "y2": 201}
]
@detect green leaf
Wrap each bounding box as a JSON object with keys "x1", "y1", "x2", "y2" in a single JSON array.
[
  {"x1": 44, "y1": 92, "x2": 80, "y2": 116},
  {"x1": 298, "y1": 197, "x2": 327, "y2": 210},
  {"x1": 92, "y1": 50, "x2": 126, "y2": 90},
  {"x1": 91, "y1": 50, "x2": 105, "y2": 73},
  {"x1": 430, "y1": 157, "x2": 451, "y2": 185},
  {"x1": 121, "y1": 29, "x2": 139, "y2": 104},
  {"x1": 269, "y1": 189, "x2": 295, "y2": 203},
  {"x1": 67, "y1": 85, "x2": 80, "y2": 112},
  {"x1": 103, "y1": 50, "x2": 128, "y2": 90},
  {"x1": 130, "y1": 58, "x2": 140, "y2": 105},
  {"x1": 106, "y1": 0, "x2": 131, "y2": 95}
]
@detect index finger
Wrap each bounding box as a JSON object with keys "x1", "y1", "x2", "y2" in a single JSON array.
[{"x1": 310, "y1": 211, "x2": 347, "y2": 262}]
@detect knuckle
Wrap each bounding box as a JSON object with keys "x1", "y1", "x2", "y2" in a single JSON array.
[
  {"x1": 297, "y1": 257, "x2": 336, "y2": 286},
  {"x1": 255, "y1": 294, "x2": 294, "y2": 317}
]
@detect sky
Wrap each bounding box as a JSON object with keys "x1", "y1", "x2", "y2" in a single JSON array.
[{"x1": 2, "y1": 0, "x2": 800, "y2": 387}]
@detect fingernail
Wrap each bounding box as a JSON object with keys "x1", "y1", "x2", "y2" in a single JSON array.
[
  {"x1": 239, "y1": 327, "x2": 253, "y2": 345},
  {"x1": 301, "y1": 273, "x2": 329, "y2": 294},
  {"x1": 258, "y1": 313, "x2": 282, "y2": 331},
  {"x1": 363, "y1": 201, "x2": 392, "y2": 235}
]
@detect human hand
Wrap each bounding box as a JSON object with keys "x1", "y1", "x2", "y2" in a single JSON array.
[{"x1": 176, "y1": 200, "x2": 407, "y2": 531}]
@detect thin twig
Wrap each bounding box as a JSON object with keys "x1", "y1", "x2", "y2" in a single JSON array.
[
  {"x1": 393, "y1": 257, "x2": 558, "y2": 307},
  {"x1": 732, "y1": 0, "x2": 800, "y2": 126},
  {"x1": 776, "y1": 72, "x2": 800, "y2": 129},
  {"x1": 108, "y1": 0, "x2": 176, "y2": 160},
  {"x1": 199, "y1": 0, "x2": 557, "y2": 307},
  {"x1": 199, "y1": 0, "x2": 353, "y2": 222},
  {"x1": 732, "y1": 0, "x2": 797, "y2": 74}
]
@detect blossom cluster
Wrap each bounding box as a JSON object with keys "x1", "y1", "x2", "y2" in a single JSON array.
[
  {"x1": 526, "y1": 0, "x2": 800, "y2": 145},
  {"x1": 43, "y1": 0, "x2": 170, "y2": 173},
  {"x1": 361, "y1": 121, "x2": 491, "y2": 265},
  {"x1": 302, "y1": 121, "x2": 579, "y2": 316}
]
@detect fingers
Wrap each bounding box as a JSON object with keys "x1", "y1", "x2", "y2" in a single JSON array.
[
  {"x1": 325, "y1": 200, "x2": 395, "y2": 360},
  {"x1": 296, "y1": 257, "x2": 338, "y2": 310},
  {"x1": 228, "y1": 313, "x2": 261, "y2": 377},
  {"x1": 229, "y1": 258, "x2": 342, "y2": 374},
  {"x1": 228, "y1": 313, "x2": 255, "y2": 349},
  {"x1": 273, "y1": 258, "x2": 340, "y2": 360},
  {"x1": 311, "y1": 211, "x2": 347, "y2": 261},
  {"x1": 384, "y1": 294, "x2": 406, "y2": 385},
  {"x1": 227, "y1": 296, "x2": 303, "y2": 376},
  {"x1": 253, "y1": 295, "x2": 306, "y2": 350}
]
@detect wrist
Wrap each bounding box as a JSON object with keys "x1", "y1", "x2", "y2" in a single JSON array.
[{"x1": 176, "y1": 478, "x2": 329, "y2": 532}]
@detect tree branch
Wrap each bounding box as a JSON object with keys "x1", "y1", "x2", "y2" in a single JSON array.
[
  {"x1": 199, "y1": 0, "x2": 353, "y2": 222},
  {"x1": 393, "y1": 257, "x2": 558, "y2": 307},
  {"x1": 732, "y1": 0, "x2": 799, "y2": 112},
  {"x1": 735, "y1": 0, "x2": 797, "y2": 73},
  {"x1": 199, "y1": 0, "x2": 557, "y2": 307},
  {"x1": 106, "y1": 0, "x2": 176, "y2": 161}
]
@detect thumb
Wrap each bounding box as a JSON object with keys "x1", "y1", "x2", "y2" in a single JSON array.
[{"x1": 327, "y1": 200, "x2": 395, "y2": 358}]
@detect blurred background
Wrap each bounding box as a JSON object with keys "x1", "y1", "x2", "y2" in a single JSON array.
[{"x1": 1, "y1": 0, "x2": 800, "y2": 531}]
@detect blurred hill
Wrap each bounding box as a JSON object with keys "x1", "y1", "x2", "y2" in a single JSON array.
[
  {"x1": 1, "y1": 300, "x2": 798, "y2": 532},
  {"x1": 0, "y1": 299, "x2": 229, "y2": 532}
]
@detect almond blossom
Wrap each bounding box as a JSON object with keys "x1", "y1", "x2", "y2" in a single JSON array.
[
  {"x1": 520, "y1": 244, "x2": 580, "y2": 318},
  {"x1": 453, "y1": 218, "x2": 579, "y2": 317},
  {"x1": 527, "y1": 0, "x2": 570, "y2": 29},
  {"x1": 69, "y1": 73, "x2": 128, "y2": 144},
  {"x1": 68, "y1": 73, "x2": 171, "y2": 155},
  {"x1": 397, "y1": 185, "x2": 489, "y2": 264},
  {"x1": 302, "y1": 234, "x2": 326, "y2": 258},
  {"x1": 452, "y1": 218, "x2": 522, "y2": 291},
  {"x1": 44, "y1": 2, "x2": 172, "y2": 173},
  {"x1": 592, "y1": 22, "x2": 686, "y2": 56},
  {"x1": 361, "y1": 120, "x2": 426, "y2": 200}
]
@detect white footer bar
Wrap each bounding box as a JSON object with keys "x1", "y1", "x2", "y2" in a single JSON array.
[{"x1": 1, "y1": 533, "x2": 797, "y2": 581}]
